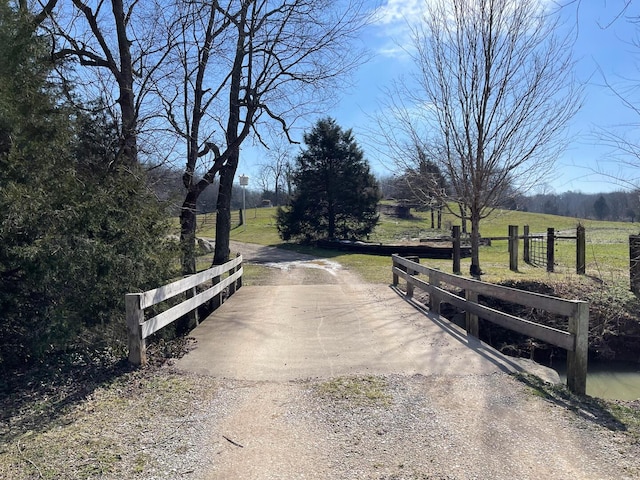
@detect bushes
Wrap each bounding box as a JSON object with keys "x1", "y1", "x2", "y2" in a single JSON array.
[
  {"x1": 0, "y1": 7, "x2": 177, "y2": 368},
  {"x1": 0, "y1": 154, "x2": 178, "y2": 368}
]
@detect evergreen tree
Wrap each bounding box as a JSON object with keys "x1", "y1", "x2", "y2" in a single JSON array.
[
  {"x1": 392, "y1": 147, "x2": 448, "y2": 210},
  {"x1": 593, "y1": 195, "x2": 610, "y2": 220},
  {"x1": 0, "y1": 4, "x2": 175, "y2": 367},
  {"x1": 276, "y1": 118, "x2": 380, "y2": 242}
]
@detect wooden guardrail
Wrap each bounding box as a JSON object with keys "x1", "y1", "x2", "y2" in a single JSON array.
[
  {"x1": 392, "y1": 254, "x2": 588, "y2": 394},
  {"x1": 125, "y1": 254, "x2": 243, "y2": 366}
]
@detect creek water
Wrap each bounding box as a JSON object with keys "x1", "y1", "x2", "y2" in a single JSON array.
[{"x1": 555, "y1": 361, "x2": 640, "y2": 401}]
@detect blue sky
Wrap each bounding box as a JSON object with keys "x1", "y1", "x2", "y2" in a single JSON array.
[{"x1": 240, "y1": 0, "x2": 640, "y2": 195}]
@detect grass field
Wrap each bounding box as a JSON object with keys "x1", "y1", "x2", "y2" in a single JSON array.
[{"x1": 185, "y1": 206, "x2": 639, "y2": 286}]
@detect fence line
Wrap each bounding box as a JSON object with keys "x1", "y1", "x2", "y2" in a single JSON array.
[
  {"x1": 391, "y1": 254, "x2": 588, "y2": 394},
  {"x1": 496, "y1": 225, "x2": 585, "y2": 274},
  {"x1": 197, "y1": 210, "x2": 242, "y2": 232},
  {"x1": 125, "y1": 254, "x2": 243, "y2": 366}
]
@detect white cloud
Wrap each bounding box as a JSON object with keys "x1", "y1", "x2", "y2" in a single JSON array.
[
  {"x1": 372, "y1": 0, "x2": 425, "y2": 26},
  {"x1": 370, "y1": 0, "x2": 556, "y2": 57},
  {"x1": 369, "y1": 0, "x2": 428, "y2": 58}
]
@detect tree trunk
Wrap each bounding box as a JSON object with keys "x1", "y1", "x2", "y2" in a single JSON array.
[
  {"x1": 459, "y1": 204, "x2": 468, "y2": 234},
  {"x1": 469, "y1": 209, "x2": 482, "y2": 279},
  {"x1": 213, "y1": 162, "x2": 236, "y2": 266},
  {"x1": 213, "y1": 3, "x2": 245, "y2": 266},
  {"x1": 180, "y1": 191, "x2": 198, "y2": 275},
  {"x1": 112, "y1": 0, "x2": 137, "y2": 167}
]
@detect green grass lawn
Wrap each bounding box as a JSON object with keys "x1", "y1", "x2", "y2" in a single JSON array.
[{"x1": 184, "y1": 206, "x2": 639, "y2": 286}]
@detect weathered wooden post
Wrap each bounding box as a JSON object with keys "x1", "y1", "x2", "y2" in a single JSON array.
[
  {"x1": 630, "y1": 235, "x2": 640, "y2": 295},
  {"x1": 212, "y1": 273, "x2": 223, "y2": 309},
  {"x1": 430, "y1": 208, "x2": 435, "y2": 229},
  {"x1": 428, "y1": 270, "x2": 441, "y2": 315},
  {"x1": 452, "y1": 225, "x2": 461, "y2": 275},
  {"x1": 235, "y1": 252, "x2": 243, "y2": 290},
  {"x1": 547, "y1": 228, "x2": 555, "y2": 273},
  {"x1": 509, "y1": 225, "x2": 519, "y2": 272},
  {"x1": 125, "y1": 293, "x2": 146, "y2": 366},
  {"x1": 405, "y1": 256, "x2": 419, "y2": 299},
  {"x1": 566, "y1": 301, "x2": 589, "y2": 395},
  {"x1": 392, "y1": 255, "x2": 399, "y2": 286},
  {"x1": 437, "y1": 206, "x2": 442, "y2": 229},
  {"x1": 229, "y1": 252, "x2": 242, "y2": 297},
  {"x1": 576, "y1": 224, "x2": 586, "y2": 275},
  {"x1": 186, "y1": 281, "x2": 200, "y2": 329},
  {"x1": 523, "y1": 225, "x2": 530, "y2": 263},
  {"x1": 465, "y1": 289, "x2": 479, "y2": 338}
]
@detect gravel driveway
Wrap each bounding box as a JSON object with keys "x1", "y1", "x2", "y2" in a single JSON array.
[{"x1": 171, "y1": 242, "x2": 640, "y2": 479}]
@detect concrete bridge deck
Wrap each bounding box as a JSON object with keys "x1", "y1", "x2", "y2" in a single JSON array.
[{"x1": 176, "y1": 243, "x2": 554, "y2": 383}]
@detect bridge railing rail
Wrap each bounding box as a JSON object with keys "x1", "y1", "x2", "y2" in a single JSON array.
[
  {"x1": 392, "y1": 254, "x2": 588, "y2": 394},
  {"x1": 125, "y1": 254, "x2": 243, "y2": 366}
]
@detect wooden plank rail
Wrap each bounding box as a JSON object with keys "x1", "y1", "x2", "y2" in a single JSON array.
[
  {"x1": 126, "y1": 254, "x2": 243, "y2": 366},
  {"x1": 392, "y1": 254, "x2": 588, "y2": 394}
]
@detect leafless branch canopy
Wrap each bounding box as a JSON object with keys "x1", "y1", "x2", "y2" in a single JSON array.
[
  {"x1": 378, "y1": 0, "x2": 581, "y2": 213},
  {"x1": 45, "y1": 0, "x2": 177, "y2": 165},
  {"x1": 157, "y1": 0, "x2": 368, "y2": 195},
  {"x1": 375, "y1": 0, "x2": 581, "y2": 275}
]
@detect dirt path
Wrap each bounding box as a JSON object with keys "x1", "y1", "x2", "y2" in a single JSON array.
[{"x1": 175, "y1": 242, "x2": 640, "y2": 479}]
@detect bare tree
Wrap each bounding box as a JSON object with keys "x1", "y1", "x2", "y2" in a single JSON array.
[
  {"x1": 160, "y1": 0, "x2": 368, "y2": 271},
  {"x1": 377, "y1": 0, "x2": 581, "y2": 277},
  {"x1": 45, "y1": 0, "x2": 175, "y2": 167},
  {"x1": 258, "y1": 140, "x2": 294, "y2": 206}
]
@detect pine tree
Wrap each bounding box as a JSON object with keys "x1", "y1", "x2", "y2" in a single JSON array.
[
  {"x1": 593, "y1": 195, "x2": 610, "y2": 220},
  {"x1": 276, "y1": 118, "x2": 380, "y2": 242}
]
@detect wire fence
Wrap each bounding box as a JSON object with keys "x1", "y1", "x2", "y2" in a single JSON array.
[
  {"x1": 528, "y1": 235, "x2": 547, "y2": 267},
  {"x1": 196, "y1": 210, "x2": 242, "y2": 233}
]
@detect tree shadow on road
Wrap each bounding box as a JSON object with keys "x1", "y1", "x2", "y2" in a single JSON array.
[{"x1": 389, "y1": 284, "x2": 640, "y2": 436}]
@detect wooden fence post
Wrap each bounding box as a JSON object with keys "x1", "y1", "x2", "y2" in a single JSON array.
[
  {"x1": 566, "y1": 301, "x2": 589, "y2": 395},
  {"x1": 523, "y1": 225, "x2": 530, "y2": 263},
  {"x1": 630, "y1": 235, "x2": 640, "y2": 295},
  {"x1": 186, "y1": 284, "x2": 200, "y2": 330},
  {"x1": 576, "y1": 224, "x2": 586, "y2": 275},
  {"x1": 509, "y1": 225, "x2": 519, "y2": 272},
  {"x1": 229, "y1": 256, "x2": 238, "y2": 297},
  {"x1": 235, "y1": 252, "x2": 243, "y2": 290},
  {"x1": 465, "y1": 290, "x2": 479, "y2": 338},
  {"x1": 547, "y1": 228, "x2": 555, "y2": 273},
  {"x1": 212, "y1": 274, "x2": 223, "y2": 309},
  {"x1": 452, "y1": 225, "x2": 461, "y2": 275},
  {"x1": 125, "y1": 293, "x2": 146, "y2": 366},
  {"x1": 392, "y1": 255, "x2": 399, "y2": 286},
  {"x1": 405, "y1": 256, "x2": 419, "y2": 299},
  {"x1": 429, "y1": 270, "x2": 441, "y2": 315}
]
